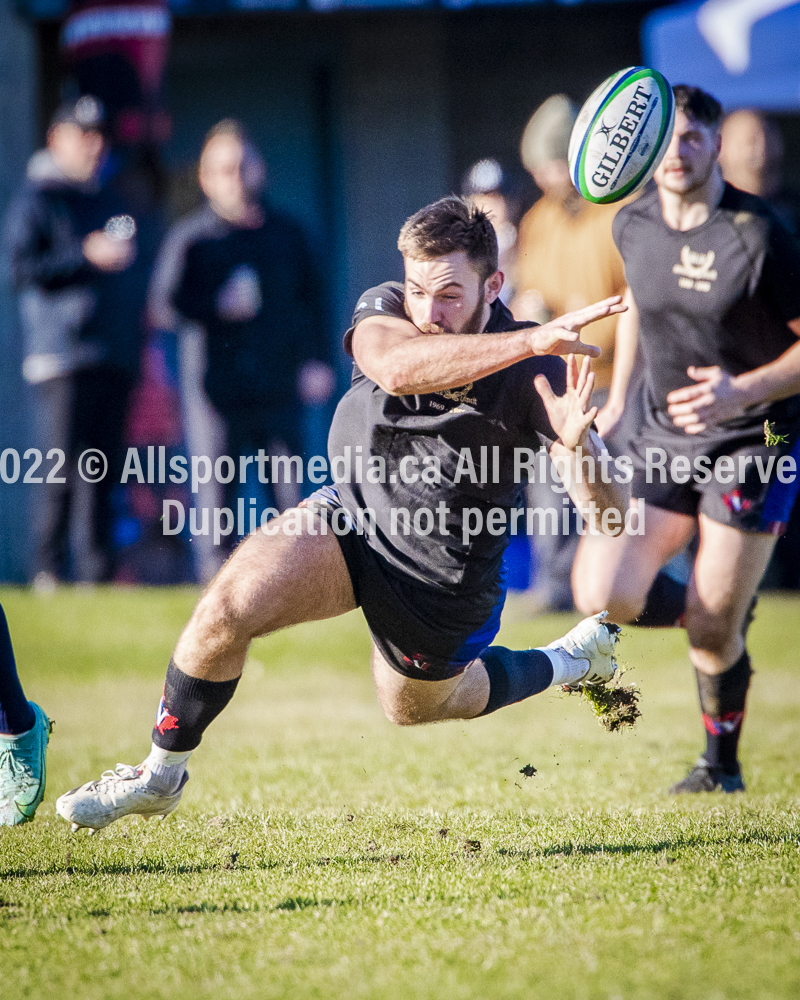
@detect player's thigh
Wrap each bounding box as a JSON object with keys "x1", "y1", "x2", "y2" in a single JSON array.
[
  {"x1": 685, "y1": 513, "x2": 777, "y2": 651},
  {"x1": 194, "y1": 508, "x2": 357, "y2": 639},
  {"x1": 572, "y1": 503, "x2": 695, "y2": 621},
  {"x1": 370, "y1": 645, "x2": 488, "y2": 725}
]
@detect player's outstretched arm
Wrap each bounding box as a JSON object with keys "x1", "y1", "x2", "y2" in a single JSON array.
[
  {"x1": 667, "y1": 319, "x2": 800, "y2": 434},
  {"x1": 595, "y1": 286, "x2": 639, "y2": 439},
  {"x1": 353, "y1": 297, "x2": 626, "y2": 397},
  {"x1": 535, "y1": 355, "x2": 629, "y2": 532}
]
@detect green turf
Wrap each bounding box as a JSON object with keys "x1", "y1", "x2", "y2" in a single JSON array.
[{"x1": 1, "y1": 587, "x2": 799, "y2": 999}]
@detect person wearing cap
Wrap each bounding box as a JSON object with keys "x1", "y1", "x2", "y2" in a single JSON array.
[
  {"x1": 4, "y1": 95, "x2": 140, "y2": 588},
  {"x1": 461, "y1": 158, "x2": 522, "y2": 305},
  {"x1": 512, "y1": 94, "x2": 629, "y2": 612}
]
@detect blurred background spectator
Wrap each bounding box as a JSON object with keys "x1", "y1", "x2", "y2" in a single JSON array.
[
  {"x1": 720, "y1": 109, "x2": 800, "y2": 234},
  {"x1": 148, "y1": 119, "x2": 333, "y2": 580},
  {"x1": 5, "y1": 96, "x2": 143, "y2": 589},
  {"x1": 461, "y1": 157, "x2": 523, "y2": 304},
  {"x1": 513, "y1": 94, "x2": 625, "y2": 395},
  {"x1": 719, "y1": 109, "x2": 800, "y2": 590},
  {"x1": 511, "y1": 94, "x2": 628, "y2": 611}
]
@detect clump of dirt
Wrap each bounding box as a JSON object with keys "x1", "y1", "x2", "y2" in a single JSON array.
[
  {"x1": 519, "y1": 764, "x2": 538, "y2": 778},
  {"x1": 567, "y1": 673, "x2": 641, "y2": 732}
]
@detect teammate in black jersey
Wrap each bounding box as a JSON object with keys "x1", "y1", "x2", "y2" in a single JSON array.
[
  {"x1": 573, "y1": 86, "x2": 800, "y2": 794},
  {"x1": 57, "y1": 196, "x2": 629, "y2": 831}
]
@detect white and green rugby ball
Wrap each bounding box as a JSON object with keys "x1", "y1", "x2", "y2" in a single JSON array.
[{"x1": 568, "y1": 66, "x2": 675, "y2": 204}]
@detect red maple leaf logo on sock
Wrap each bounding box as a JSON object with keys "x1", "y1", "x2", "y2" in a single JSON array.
[{"x1": 156, "y1": 697, "x2": 179, "y2": 734}]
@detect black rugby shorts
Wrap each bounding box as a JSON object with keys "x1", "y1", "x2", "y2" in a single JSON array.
[
  {"x1": 628, "y1": 424, "x2": 800, "y2": 534},
  {"x1": 300, "y1": 488, "x2": 506, "y2": 680}
]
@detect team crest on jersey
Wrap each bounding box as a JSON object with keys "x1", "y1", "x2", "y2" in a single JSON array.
[
  {"x1": 438, "y1": 382, "x2": 477, "y2": 405},
  {"x1": 672, "y1": 246, "x2": 718, "y2": 292}
]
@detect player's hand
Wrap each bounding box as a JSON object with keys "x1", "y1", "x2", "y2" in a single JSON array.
[
  {"x1": 528, "y1": 295, "x2": 626, "y2": 357},
  {"x1": 534, "y1": 354, "x2": 597, "y2": 452},
  {"x1": 667, "y1": 366, "x2": 750, "y2": 434}
]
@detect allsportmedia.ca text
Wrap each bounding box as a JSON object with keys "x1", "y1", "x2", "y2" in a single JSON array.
[
  {"x1": 1, "y1": 445, "x2": 796, "y2": 491},
  {"x1": 115, "y1": 445, "x2": 799, "y2": 492}
]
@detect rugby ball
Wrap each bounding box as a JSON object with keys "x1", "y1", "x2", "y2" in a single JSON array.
[{"x1": 568, "y1": 67, "x2": 675, "y2": 204}]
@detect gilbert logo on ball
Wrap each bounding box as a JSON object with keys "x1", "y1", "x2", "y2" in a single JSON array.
[{"x1": 569, "y1": 67, "x2": 675, "y2": 204}]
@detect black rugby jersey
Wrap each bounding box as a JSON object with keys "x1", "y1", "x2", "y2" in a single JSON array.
[
  {"x1": 614, "y1": 183, "x2": 800, "y2": 439},
  {"x1": 328, "y1": 281, "x2": 566, "y2": 596}
]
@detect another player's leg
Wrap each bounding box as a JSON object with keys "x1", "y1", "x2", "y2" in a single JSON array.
[
  {"x1": 670, "y1": 514, "x2": 776, "y2": 794},
  {"x1": 57, "y1": 509, "x2": 356, "y2": 831},
  {"x1": 371, "y1": 612, "x2": 620, "y2": 725},
  {"x1": 0, "y1": 603, "x2": 50, "y2": 826},
  {"x1": 572, "y1": 502, "x2": 696, "y2": 624}
]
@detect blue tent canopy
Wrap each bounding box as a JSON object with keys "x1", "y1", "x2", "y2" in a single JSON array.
[{"x1": 643, "y1": 0, "x2": 800, "y2": 111}]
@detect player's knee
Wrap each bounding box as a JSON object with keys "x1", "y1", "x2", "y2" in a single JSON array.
[
  {"x1": 684, "y1": 605, "x2": 739, "y2": 655},
  {"x1": 573, "y1": 578, "x2": 640, "y2": 624},
  {"x1": 191, "y1": 578, "x2": 258, "y2": 648},
  {"x1": 572, "y1": 572, "x2": 604, "y2": 616},
  {"x1": 605, "y1": 594, "x2": 644, "y2": 625}
]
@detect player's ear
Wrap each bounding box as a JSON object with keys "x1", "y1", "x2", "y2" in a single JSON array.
[{"x1": 485, "y1": 270, "x2": 503, "y2": 304}]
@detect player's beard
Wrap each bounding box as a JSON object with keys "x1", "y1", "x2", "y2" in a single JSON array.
[{"x1": 460, "y1": 290, "x2": 487, "y2": 335}]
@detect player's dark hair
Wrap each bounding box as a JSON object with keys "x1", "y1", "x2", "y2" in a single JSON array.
[
  {"x1": 673, "y1": 86, "x2": 723, "y2": 128},
  {"x1": 397, "y1": 196, "x2": 498, "y2": 282}
]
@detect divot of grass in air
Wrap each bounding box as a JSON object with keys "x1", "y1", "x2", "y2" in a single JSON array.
[{"x1": 567, "y1": 669, "x2": 642, "y2": 732}]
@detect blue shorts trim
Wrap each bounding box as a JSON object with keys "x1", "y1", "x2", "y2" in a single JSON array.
[
  {"x1": 760, "y1": 435, "x2": 800, "y2": 532},
  {"x1": 450, "y1": 563, "x2": 508, "y2": 665}
]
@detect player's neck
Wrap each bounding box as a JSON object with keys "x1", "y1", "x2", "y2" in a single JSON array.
[{"x1": 658, "y1": 168, "x2": 725, "y2": 232}]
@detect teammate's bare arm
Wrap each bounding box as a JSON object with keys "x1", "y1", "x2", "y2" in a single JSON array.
[
  {"x1": 595, "y1": 286, "x2": 639, "y2": 439},
  {"x1": 667, "y1": 317, "x2": 800, "y2": 434},
  {"x1": 535, "y1": 354, "x2": 630, "y2": 530},
  {"x1": 353, "y1": 297, "x2": 625, "y2": 397}
]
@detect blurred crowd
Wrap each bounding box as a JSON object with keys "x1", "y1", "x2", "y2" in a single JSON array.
[{"x1": 4, "y1": 73, "x2": 800, "y2": 595}]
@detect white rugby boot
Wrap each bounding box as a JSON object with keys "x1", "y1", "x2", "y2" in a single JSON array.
[
  {"x1": 545, "y1": 611, "x2": 620, "y2": 688},
  {"x1": 56, "y1": 764, "x2": 188, "y2": 833}
]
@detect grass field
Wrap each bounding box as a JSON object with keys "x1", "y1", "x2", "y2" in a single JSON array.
[{"x1": 1, "y1": 586, "x2": 799, "y2": 1000}]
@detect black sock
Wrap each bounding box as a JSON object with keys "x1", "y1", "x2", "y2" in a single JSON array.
[
  {"x1": 634, "y1": 571, "x2": 687, "y2": 627},
  {"x1": 695, "y1": 651, "x2": 752, "y2": 774},
  {"x1": 0, "y1": 604, "x2": 35, "y2": 735},
  {"x1": 152, "y1": 660, "x2": 240, "y2": 752},
  {"x1": 479, "y1": 646, "x2": 553, "y2": 716}
]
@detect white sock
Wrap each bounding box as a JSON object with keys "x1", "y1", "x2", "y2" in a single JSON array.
[
  {"x1": 143, "y1": 744, "x2": 192, "y2": 793},
  {"x1": 540, "y1": 647, "x2": 587, "y2": 687}
]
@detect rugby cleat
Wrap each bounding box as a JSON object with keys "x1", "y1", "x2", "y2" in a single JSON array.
[
  {"x1": 0, "y1": 703, "x2": 51, "y2": 826},
  {"x1": 56, "y1": 763, "x2": 188, "y2": 832},
  {"x1": 669, "y1": 757, "x2": 745, "y2": 794},
  {"x1": 546, "y1": 611, "x2": 621, "y2": 689}
]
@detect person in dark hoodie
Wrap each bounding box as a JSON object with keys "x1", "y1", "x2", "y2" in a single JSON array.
[
  {"x1": 6, "y1": 96, "x2": 142, "y2": 587},
  {"x1": 148, "y1": 120, "x2": 333, "y2": 567}
]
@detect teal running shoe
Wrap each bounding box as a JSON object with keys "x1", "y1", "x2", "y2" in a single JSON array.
[{"x1": 0, "y1": 703, "x2": 51, "y2": 826}]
